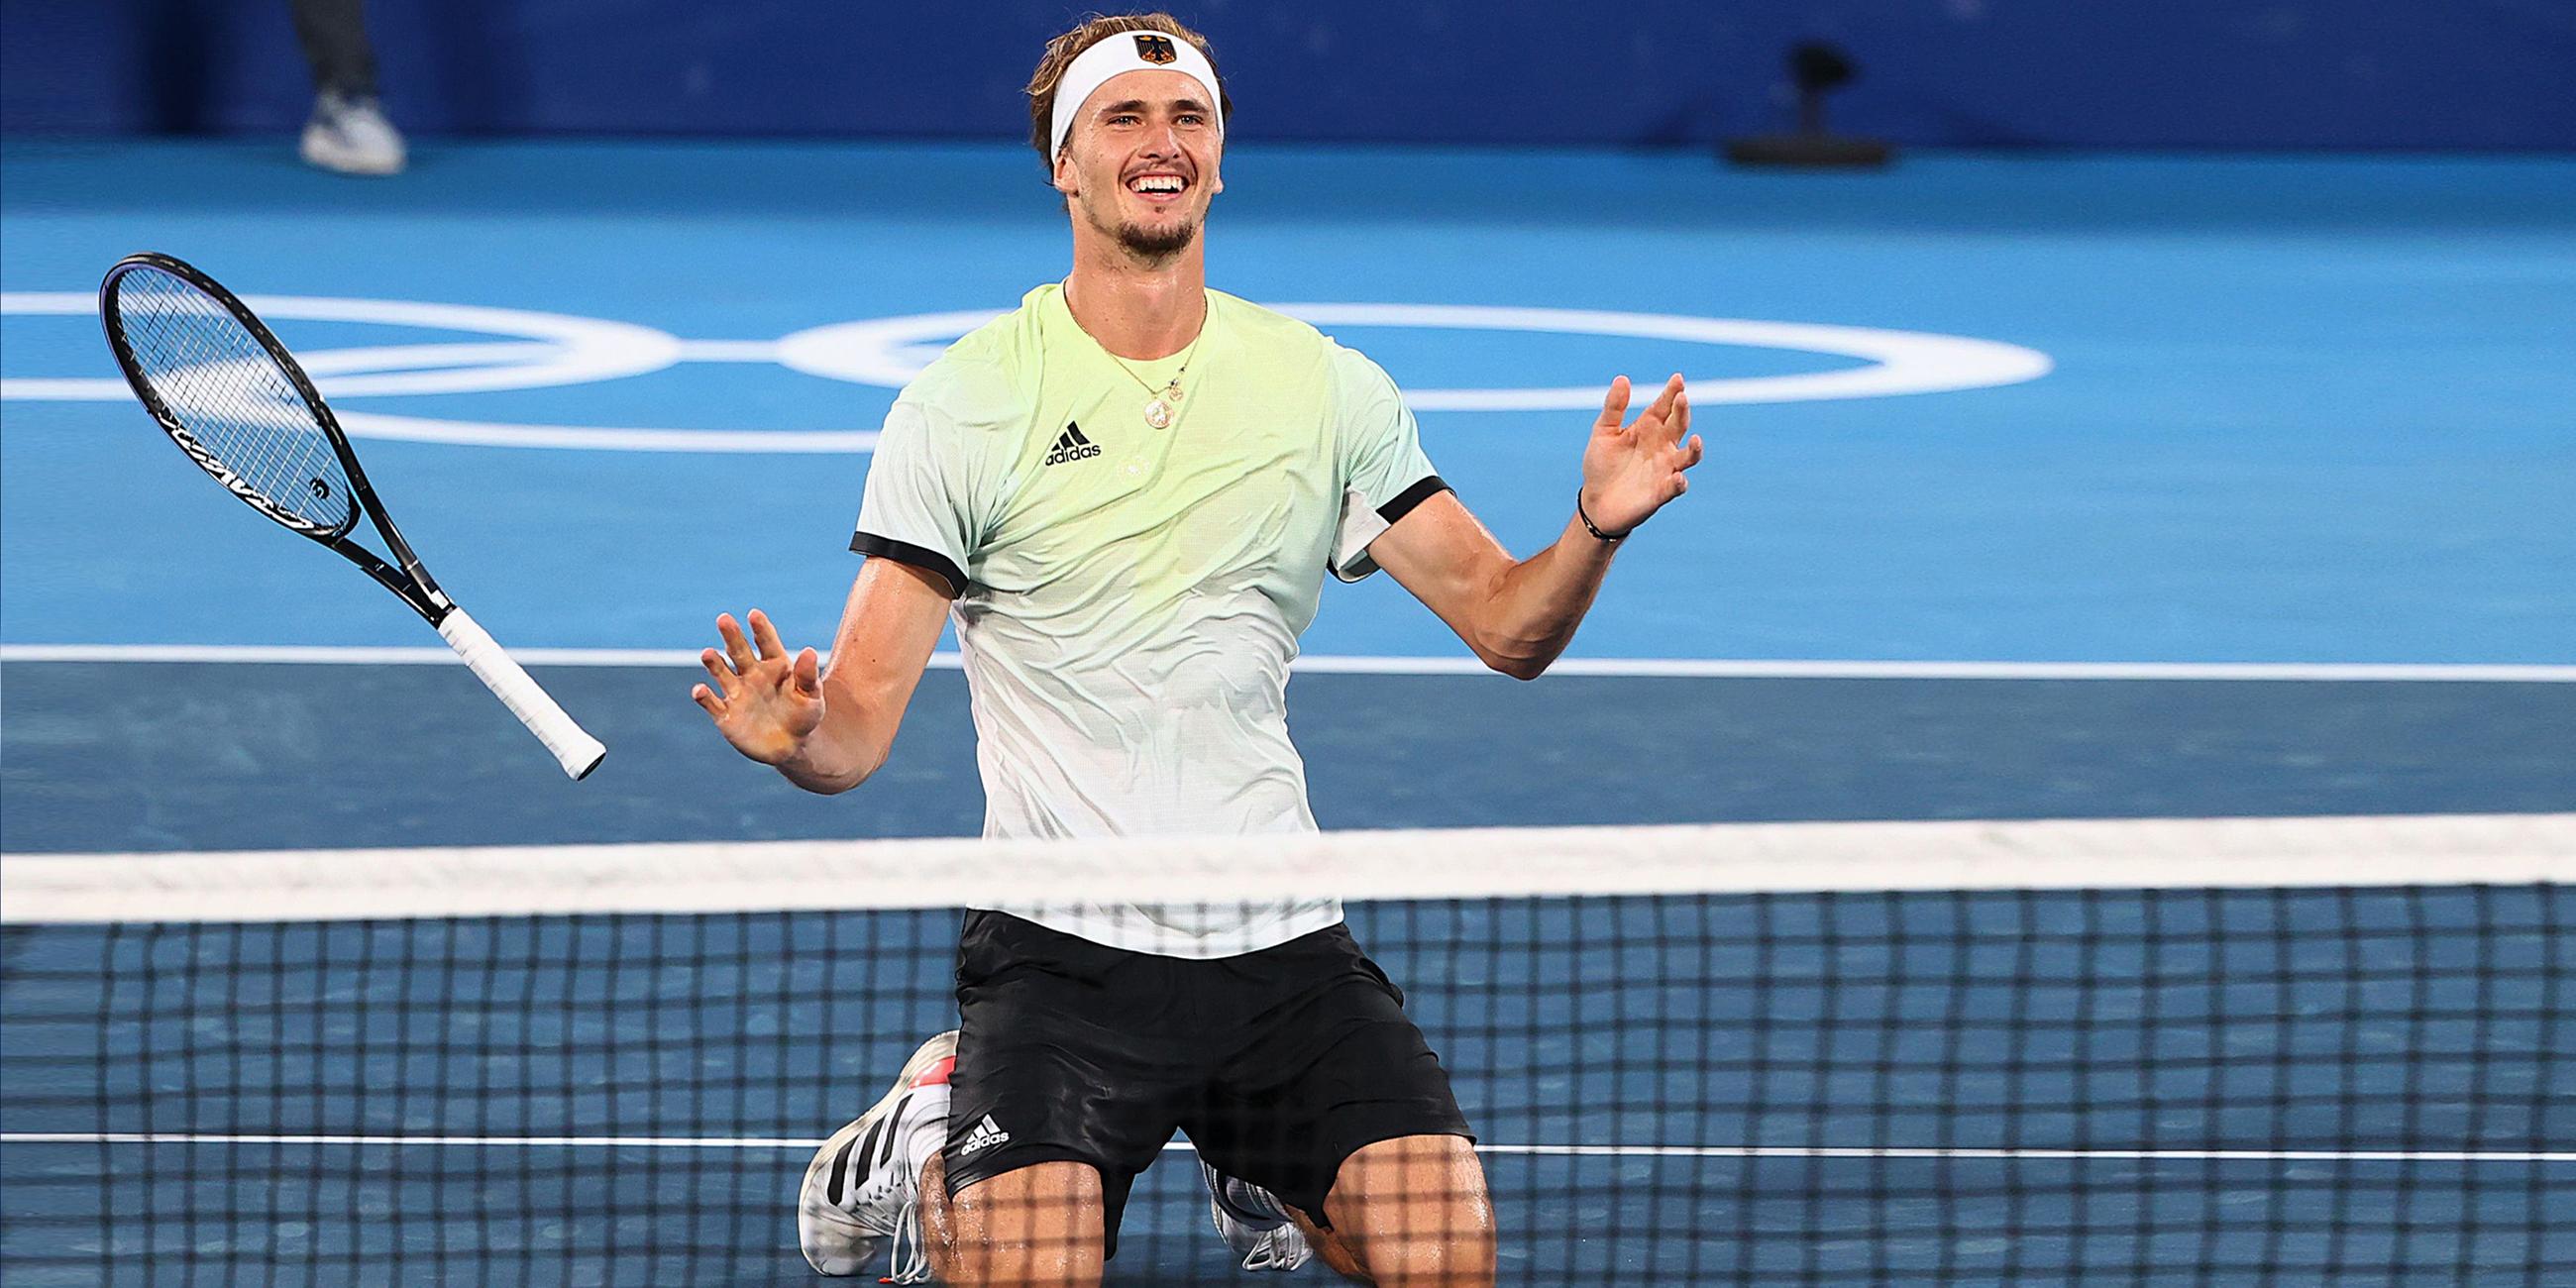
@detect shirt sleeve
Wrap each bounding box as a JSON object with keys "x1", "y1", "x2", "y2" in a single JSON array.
[
  {"x1": 849, "y1": 397, "x2": 983, "y2": 596},
  {"x1": 1328, "y1": 345, "x2": 1449, "y2": 583}
]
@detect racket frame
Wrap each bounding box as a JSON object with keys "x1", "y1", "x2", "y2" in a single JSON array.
[
  {"x1": 99, "y1": 251, "x2": 603, "y2": 780},
  {"x1": 100, "y1": 251, "x2": 459, "y2": 628}
]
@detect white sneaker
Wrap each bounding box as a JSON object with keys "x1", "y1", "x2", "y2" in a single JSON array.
[
  {"x1": 1202, "y1": 1159, "x2": 1313, "y2": 1272},
  {"x1": 798, "y1": 1030, "x2": 957, "y2": 1280},
  {"x1": 300, "y1": 90, "x2": 407, "y2": 176}
]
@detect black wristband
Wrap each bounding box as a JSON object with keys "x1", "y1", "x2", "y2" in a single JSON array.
[{"x1": 1575, "y1": 489, "x2": 1629, "y2": 542}]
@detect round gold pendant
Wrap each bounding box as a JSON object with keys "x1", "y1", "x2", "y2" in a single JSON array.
[{"x1": 1143, "y1": 398, "x2": 1172, "y2": 430}]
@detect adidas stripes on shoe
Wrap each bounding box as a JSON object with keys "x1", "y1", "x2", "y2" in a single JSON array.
[{"x1": 798, "y1": 1031, "x2": 957, "y2": 1281}]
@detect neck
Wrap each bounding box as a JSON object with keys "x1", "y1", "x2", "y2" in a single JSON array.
[{"x1": 1062, "y1": 226, "x2": 1207, "y2": 361}]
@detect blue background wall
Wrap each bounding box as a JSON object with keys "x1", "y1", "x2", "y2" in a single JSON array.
[{"x1": 5, "y1": 0, "x2": 2572, "y2": 149}]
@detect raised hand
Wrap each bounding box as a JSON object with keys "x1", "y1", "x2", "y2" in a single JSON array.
[
  {"x1": 1578, "y1": 374, "x2": 1705, "y2": 538},
  {"x1": 693, "y1": 609, "x2": 824, "y2": 766}
]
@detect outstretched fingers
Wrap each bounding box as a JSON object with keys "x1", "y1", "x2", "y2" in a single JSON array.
[
  {"x1": 1642, "y1": 374, "x2": 1684, "y2": 433},
  {"x1": 700, "y1": 609, "x2": 782, "y2": 712},
  {"x1": 700, "y1": 643, "x2": 738, "y2": 687},
  {"x1": 715, "y1": 612, "x2": 759, "y2": 673},
  {"x1": 701, "y1": 610, "x2": 815, "y2": 713},
  {"x1": 747, "y1": 608, "x2": 790, "y2": 660},
  {"x1": 1595, "y1": 375, "x2": 1633, "y2": 432},
  {"x1": 691, "y1": 681, "x2": 728, "y2": 716}
]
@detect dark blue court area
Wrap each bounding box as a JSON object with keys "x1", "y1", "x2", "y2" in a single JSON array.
[{"x1": 5, "y1": 1, "x2": 2573, "y2": 1281}]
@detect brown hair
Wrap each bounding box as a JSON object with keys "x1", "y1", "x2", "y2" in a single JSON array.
[{"x1": 1025, "y1": 12, "x2": 1231, "y2": 168}]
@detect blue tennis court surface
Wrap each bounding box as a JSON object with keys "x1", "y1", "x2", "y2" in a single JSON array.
[
  {"x1": 2, "y1": 140, "x2": 2570, "y2": 1283},
  {"x1": 5, "y1": 141, "x2": 2573, "y2": 663}
]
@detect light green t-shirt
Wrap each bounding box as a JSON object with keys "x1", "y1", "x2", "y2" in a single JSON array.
[{"x1": 851, "y1": 284, "x2": 1446, "y2": 957}]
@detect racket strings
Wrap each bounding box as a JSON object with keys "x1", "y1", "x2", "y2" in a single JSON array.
[{"x1": 115, "y1": 269, "x2": 357, "y2": 537}]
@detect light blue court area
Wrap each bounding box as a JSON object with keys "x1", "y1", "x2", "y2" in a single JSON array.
[{"x1": 4, "y1": 140, "x2": 2573, "y2": 665}]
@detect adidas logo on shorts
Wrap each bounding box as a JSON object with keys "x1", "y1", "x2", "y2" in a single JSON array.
[
  {"x1": 1043, "y1": 422, "x2": 1102, "y2": 467},
  {"x1": 956, "y1": 1114, "x2": 1012, "y2": 1156}
]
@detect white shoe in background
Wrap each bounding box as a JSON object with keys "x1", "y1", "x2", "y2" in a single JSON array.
[{"x1": 300, "y1": 91, "x2": 407, "y2": 176}]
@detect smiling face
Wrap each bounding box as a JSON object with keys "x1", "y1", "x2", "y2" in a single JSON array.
[{"x1": 1052, "y1": 68, "x2": 1224, "y2": 264}]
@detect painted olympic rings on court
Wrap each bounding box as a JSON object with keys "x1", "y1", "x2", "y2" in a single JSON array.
[{"x1": 4, "y1": 293, "x2": 2052, "y2": 453}]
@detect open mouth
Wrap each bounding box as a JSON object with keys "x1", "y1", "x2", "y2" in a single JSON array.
[{"x1": 1126, "y1": 172, "x2": 1189, "y2": 202}]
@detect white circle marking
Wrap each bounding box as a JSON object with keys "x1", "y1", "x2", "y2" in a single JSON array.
[
  {"x1": 10, "y1": 295, "x2": 2052, "y2": 450},
  {"x1": 2, "y1": 292, "x2": 681, "y2": 399},
  {"x1": 775, "y1": 303, "x2": 2053, "y2": 410}
]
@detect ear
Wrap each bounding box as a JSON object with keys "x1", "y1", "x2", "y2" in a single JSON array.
[{"x1": 1051, "y1": 145, "x2": 1079, "y2": 198}]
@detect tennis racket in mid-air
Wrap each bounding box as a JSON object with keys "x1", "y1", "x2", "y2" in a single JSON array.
[{"x1": 99, "y1": 252, "x2": 606, "y2": 780}]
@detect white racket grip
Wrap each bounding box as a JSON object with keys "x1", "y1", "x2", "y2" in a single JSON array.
[{"x1": 436, "y1": 608, "x2": 607, "y2": 780}]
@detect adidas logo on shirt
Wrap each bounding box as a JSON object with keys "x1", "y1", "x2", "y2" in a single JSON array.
[
  {"x1": 956, "y1": 1114, "x2": 1012, "y2": 1156},
  {"x1": 1043, "y1": 422, "x2": 1102, "y2": 467}
]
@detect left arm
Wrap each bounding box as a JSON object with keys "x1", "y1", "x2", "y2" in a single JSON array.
[{"x1": 1370, "y1": 374, "x2": 1702, "y2": 680}]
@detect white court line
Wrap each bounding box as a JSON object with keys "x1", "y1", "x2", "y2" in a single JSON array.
[
  {"x1": 2, "y1": 1133, "x2": 2565, "y2": 1163},
  {"x1": 2, "y1": 644, "x2": 2568, "y2": 683}
]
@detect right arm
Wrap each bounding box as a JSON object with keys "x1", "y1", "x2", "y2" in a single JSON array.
[{"x1": 693, "y1": 555, "x2": 952, "y2": 794}]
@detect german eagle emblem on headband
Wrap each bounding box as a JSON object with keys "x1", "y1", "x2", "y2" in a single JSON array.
[{"x1": 1133, "y1": 34, "x2": 1178, "y2": 64}]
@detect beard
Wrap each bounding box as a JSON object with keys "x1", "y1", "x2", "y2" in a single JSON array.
[
  {"x1": 1070, "y1": 178, "x2": 1206, "y2": 263},
  {"x1": 1113, "y1": 214, "x2": 1199, "y2": 262}
]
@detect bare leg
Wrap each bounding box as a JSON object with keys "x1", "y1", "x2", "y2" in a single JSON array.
[
  {"x1": 1289, "y1": 1208, "x2": 1370, "y2": 1284},
  {"x1": 918, "y1": 1152, "x2": 1109, "y2": 1287},
  {"x1": 1287, "y1": 1135, "x2": 1496, "y2": 1287}
]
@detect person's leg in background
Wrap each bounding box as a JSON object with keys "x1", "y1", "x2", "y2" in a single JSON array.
[{"x1": 290, "y1": 0, "x2": 405, "y2": 175}]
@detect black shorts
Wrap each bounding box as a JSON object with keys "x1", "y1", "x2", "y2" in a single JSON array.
[{"x1": 941, "y1": 910, "x2": 1473, "y2": 1258}]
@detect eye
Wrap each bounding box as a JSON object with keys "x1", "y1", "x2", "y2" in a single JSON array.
[
  {"x1": 1107, "y1": 113, "x2": 1141, "y2": 126},
  {"x1": 1177, "y1": 113, "x2": 1207, "y2": 127}
]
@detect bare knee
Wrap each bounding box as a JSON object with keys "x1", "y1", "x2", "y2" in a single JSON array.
[
  {"x1": 919, "y1": 1155, "x2": 1108, "y2": 1288},
  {"x1": 1310, "y1": 1135, "x2": 1496, "y2": 1288}
]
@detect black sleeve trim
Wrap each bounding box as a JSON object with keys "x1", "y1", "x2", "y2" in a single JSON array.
[
  {"x1": 1377, "y1": 475, "x2": 1451, "y2": 526},
  {"x1": 849, "y1": 533, "x2": 966, "y2": 598}
]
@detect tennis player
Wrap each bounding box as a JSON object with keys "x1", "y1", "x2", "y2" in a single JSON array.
[{"x1": 694, "y1": 14, "x2": 1701, "y2": 1285}]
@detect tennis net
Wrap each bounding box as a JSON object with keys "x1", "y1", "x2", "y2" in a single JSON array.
[{"x1": 2, "y1": 814, "x2": 2569, "y2": 1285}]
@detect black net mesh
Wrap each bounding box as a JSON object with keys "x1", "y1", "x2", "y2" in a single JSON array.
[{"x1": 1, "y1": 818, "x2": 2568, "y2": 1286}]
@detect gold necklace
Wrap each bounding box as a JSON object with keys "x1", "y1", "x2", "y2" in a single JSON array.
[{"x1": 1106, "y1": 308, "x2": 1207, "y2": 430}]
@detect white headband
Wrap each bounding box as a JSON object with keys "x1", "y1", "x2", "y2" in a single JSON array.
[{"x1": 1047, "y1": 30, "x2": 1225, "y2": 159}]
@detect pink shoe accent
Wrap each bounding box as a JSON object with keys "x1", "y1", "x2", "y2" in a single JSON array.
[{"x1": 912, "y1": 1055, "x2": 955, "y2": 1088}]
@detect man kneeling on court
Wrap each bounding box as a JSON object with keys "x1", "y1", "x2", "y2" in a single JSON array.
[{"x1": 692, "y1": 13, "x2": 1702, "y2": 1285}]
